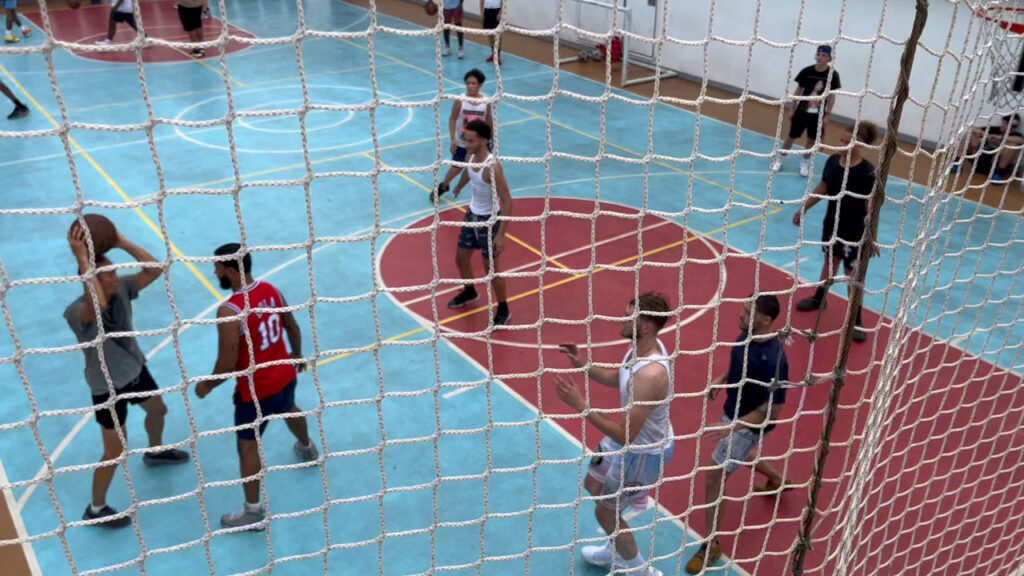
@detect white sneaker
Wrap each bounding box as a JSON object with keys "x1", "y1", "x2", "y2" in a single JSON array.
[
  {"x1": 458, "y1": 48, "x2": 464, "y2": 59},
  {"x1": 95, "y1": 39, "x2": 111, "y2": 46},
  {"x1": 771, "y1": 158, "x2": 783, "y2": 173},
  {"x1": 612, "y1": 554, "x2": 662, "y2": 575},
  {"x1": 799, "y1": 158, "x2": 810, "y2": 177},
  {"x1": 581, "y1": 542, "x2": 614, "y2": 566},
  {"x1": 221, "y1": 505, "x2": 266, "y2": 531},
  {"x1": 294, "y1": 440, "x2": 319, "y2": 462},
  {"x1": 442, "y1": 46, "x2": 451, "y2": 57}
]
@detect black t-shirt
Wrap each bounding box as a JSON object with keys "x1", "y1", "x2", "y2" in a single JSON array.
[
  {"x1": 723, "y1": 334, "x2": 789, "y2": 432},
  {"x1": 794, "y1": 65, "x2": 841, "y2": 113},
  {"x1": 820, "y1": 154, "x2": 876, "y2": 244}
]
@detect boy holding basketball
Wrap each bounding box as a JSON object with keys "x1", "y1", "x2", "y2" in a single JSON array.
[{"x1": 65, "y1": 222, "x2": 189, "y2": 529}]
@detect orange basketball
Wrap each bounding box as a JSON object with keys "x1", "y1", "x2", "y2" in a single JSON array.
[
  {"x1": 424, "y1": 0, "x2": 438, "y2": 16},
  {"x1": 69, "y1": 0, "x2": 81, "y2": 9},
  {"x1": 69, "y1": 214, "x2": 118, "y2": 257}
]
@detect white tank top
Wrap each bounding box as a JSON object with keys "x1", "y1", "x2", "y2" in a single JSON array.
[
  {"x1": 455, "y1": 95, "x2": 488, "y2": 147},
  {"x1": 467, "y1": 153, "x2": 495, "y2": 216},
  {"x1": 617, "y1": 339, "x2": 673, "y2": 454}
]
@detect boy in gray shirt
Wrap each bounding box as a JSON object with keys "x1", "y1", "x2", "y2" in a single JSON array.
[{"x1": 64, "y1": 224, "x2": 188, "y2": 528}]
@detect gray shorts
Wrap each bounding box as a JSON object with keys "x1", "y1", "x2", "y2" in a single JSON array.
[
  {"x1": 712, "y1": 415, "x2": 763, "y2": 474},
  {"x1": 588, "y1": 437, "x2": 674, "y2": 511}
]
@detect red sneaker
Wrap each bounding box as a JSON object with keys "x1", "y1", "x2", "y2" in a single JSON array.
[
  {"x1": 486, "y1": 54, "x2": 494, "y2": 62},
  {"x1": 496, "y1": 55, "x2": 502, "y2": 65}
]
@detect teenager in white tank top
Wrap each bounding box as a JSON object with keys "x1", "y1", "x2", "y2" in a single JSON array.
[{"x1": 433, "y1": 69, "x2": 492, "y2": 201}]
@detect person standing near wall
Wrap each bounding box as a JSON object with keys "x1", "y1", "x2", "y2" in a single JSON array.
[
  {"x1": 771, "y1": 46, "x2": 842, "y2": 177},
  {"x1": 480, "y1": 0, "x2": 501, "y2": 65}
]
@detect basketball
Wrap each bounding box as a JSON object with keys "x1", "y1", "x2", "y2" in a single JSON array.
[
  {"x1": 424, "y1": 0, "x2": 438, "y2": 16},
  {"x1": 69, "y1": 0, "x2": 81, "y2": 9},
  {"x1": 69, "y1": 214, "x2": 119, "y2": 256}
]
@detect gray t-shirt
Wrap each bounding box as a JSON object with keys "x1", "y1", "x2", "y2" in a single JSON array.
[{"x1": 64, "y1": 274, "x2": 147, "y2": 396}]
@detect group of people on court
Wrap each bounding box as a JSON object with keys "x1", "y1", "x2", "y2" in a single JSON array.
[{"x1": 57, "y1": 36, "x2": 1015, "y2": 576}]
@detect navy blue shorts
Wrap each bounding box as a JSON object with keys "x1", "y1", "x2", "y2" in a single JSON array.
[
  {"x1": 233, "y1": 379, "x2": 297, "y2": 441},
  {"x1": 457, "y1": 210, "x2": 501, "y2": 260},
  {"x1": 452, "y1": 146, "x2": 467, "y2": 162}
]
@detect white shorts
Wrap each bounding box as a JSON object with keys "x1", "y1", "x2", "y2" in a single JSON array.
[
  {"x1": 712, "y1": 415, "x2": 763, "y2": 474},
  {"x1": 588, "y1": 437, "x2": 674, "y2": 511}
]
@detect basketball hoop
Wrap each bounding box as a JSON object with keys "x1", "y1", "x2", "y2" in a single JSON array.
[{"x1": 973, "y1": 4, "x2": 1024, "y2": 106}]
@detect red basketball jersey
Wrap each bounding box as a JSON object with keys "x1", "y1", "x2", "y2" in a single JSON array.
[{"x1": 222, "y1": 281, "x2": 297, "y2": 402}]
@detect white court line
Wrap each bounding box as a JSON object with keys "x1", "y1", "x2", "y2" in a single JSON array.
[
  {"x1": 0, "y1": 460, "x2": 42, "y2": 576},
  {"x1": 12, "y1": 205, "x2": 439, "y2": 513},
  {"x1": 783, "y1": 256, "x2": 812, "y2": 269}
]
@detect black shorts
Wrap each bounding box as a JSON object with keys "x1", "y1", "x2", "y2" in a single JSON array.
[
  {"x1": 111, "y1": 11, "x2": 136, "y2": 27},
  {"x1": 789, "y1": 110, "x2": 824, "y2": 140},
  {"x1": 483, "y1": 7, "x2": 500, "y2": 29},
  {"x1": 178, "y1": 5, "x2": 203, "y2": 32},
  {"x1": 972, "y1": 148, "x2": 1011, "y2": 176},
  {"x1": 233, "y1": 379, "x2": 297, "y2": 441},
  {"x1": 823, "y1": 241, "x2": 859, "y2": 270},
  {"x1": 91, "y1": 365, "x2": 158, "y2": 430}
]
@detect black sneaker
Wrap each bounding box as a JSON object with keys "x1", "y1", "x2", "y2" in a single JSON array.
[
  {"x1": 143, "y1": 448, "x2": 190, "y2": 466},
  {"x1": 795, "y1": 297, "x2": 825, "y2": 311},
  {"x1": 7, "y1": 104, "x2": 28, "y2": 120},
  {"x1": 852, "y1": 325, "x2": 868, "y2": 342},
  {"x1": 430, "y1": 182, "x2": 449, "y2": 203},
  {"x1": 190, "y1": 48, "x2": 205, "y2": 57},
  {"x1": 447, "y1": 288, "x2": 478, "y2": 309},
  {"x1": 492, "y1": 304, "x2": 510, "y2": 327},
  {"x1": 82, "y1": 505, "x2": 131, "y2": 528}
]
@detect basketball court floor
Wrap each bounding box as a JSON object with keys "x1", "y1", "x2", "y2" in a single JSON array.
[{"x1": 1, "y1": 1, "x2": 1023, "y2": 575}]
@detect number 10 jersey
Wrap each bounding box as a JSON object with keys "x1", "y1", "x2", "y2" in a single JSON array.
[{"x1": 223, "y1": 281, "x2": 297, "y2": 402}]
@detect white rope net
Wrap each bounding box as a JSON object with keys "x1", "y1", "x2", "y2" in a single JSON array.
[{"x1": 0, "y1": 0, "x2": 1023, "y2": 575}]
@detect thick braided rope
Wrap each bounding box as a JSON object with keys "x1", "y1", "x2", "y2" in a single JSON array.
[{"x1": 790, "y1": 2, "x2": 930, "y2": 574}]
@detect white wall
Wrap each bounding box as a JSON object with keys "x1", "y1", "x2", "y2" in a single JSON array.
[{"x1": 471, "y1": 0, "x2": 1023, "y2": 145}]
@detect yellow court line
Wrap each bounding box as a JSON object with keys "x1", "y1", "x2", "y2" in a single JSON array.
[
  {"x1": 358, "y1": 151, "x2": 571, "y2": 271},
  {"x1": 0, "y1": 65, "x2": 222, "y2": 300},
  {"x1": 316, "y1": 207, "x2": 781, "y2": 367},
  {"x1": 175, "y1": 49, "x2": 246, "y2": 88}
]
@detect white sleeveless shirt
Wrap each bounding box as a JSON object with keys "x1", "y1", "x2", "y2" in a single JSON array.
[
  {"x1": 617, "y1": 339, "x2": 673, "y2": 454},
  {"x1": 455, "y1": 95, "x2": 488, "y2": 148},
  {"x1": 467, "y1": 153, "x2": 495, "y2": 216}
]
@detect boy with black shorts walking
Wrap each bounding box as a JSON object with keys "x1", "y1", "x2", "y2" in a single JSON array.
[
  {"x1": 772, "y1": 45, "x2": 841, "y2": 177},
  {"x1": 96, "y1": 0, "x2": 139, "y2": 46}
]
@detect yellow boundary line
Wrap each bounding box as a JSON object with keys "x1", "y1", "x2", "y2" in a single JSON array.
[{"x1": 0, "y1": 65, "x2": 222, "y2": 300}]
